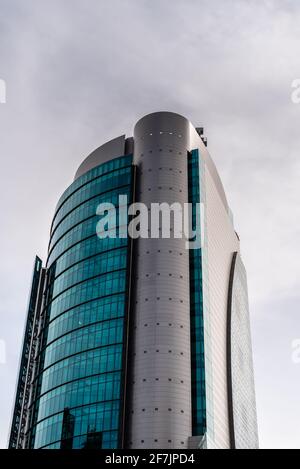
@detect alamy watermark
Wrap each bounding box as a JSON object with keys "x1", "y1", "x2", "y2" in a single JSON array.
[
  {"x1": 0, "y1": 78, "x2": 6, "y2": 104},
  {"x1": 0, "y1": 339, "x2": 7, "y2": 364},
  {"x1": 292, "y1": 339, "x2": 300, "y2": 364},
  {"x1": 96, "y1": 196, "x2": 205, "y2": 250},
  {"x1": 291, "y1": 79, "x2": 300, "y2": 104}
]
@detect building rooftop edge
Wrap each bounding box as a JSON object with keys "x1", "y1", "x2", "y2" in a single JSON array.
[{"x1": 73, "y1": 111, "x2": 230, "y2": 216}]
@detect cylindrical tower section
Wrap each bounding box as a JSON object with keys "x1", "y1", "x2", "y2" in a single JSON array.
[{"x1": 129, "y1": 112, "x2": 192, "y2": 449}]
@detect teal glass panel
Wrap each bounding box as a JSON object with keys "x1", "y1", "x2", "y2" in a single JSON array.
[
  {"x1": 52, "y1": 155, "x2": 132, "y2": 223},
  {"x1": 51, "y1": 166, "x2": 132, "y2": 234},
  {"x1": 188, "y1": 149, "x2": 207, "y2": 436},
  {"x1": 28, "y1": 155, "x2": 133, "y2": 449},
  {"x1": 49, "y1": 185, "x2": 131, "y2": 254}
]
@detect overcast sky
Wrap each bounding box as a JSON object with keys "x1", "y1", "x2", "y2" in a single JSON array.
[{"x1": 0, "y1": 0, "x2": 300, "y2": 449}]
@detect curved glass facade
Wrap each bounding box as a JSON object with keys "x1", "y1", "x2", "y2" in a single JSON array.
[{"x1": 28, "y1": 155, "x2": 134, "y2": 449}]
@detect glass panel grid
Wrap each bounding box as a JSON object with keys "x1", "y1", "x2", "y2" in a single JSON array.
[{"x1": 28, "y1": 155, "x2": 133, "y2": 449}]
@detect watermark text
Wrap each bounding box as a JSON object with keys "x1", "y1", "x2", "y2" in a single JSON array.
[
  {"x1": 0, "y1": 79, "x2": 6, "y2": 103},
  {"x1": 96, "y1": 196, "x2": 205, "y2": 250},
  {"x1": 291, "y1": 79, "x2": 300, "y2": 104},
  {"x1": 0, "y1": 340, "x2": 7, "y2": 364},
  {"x1": 292, "y1": 339, "x2": 300, "y2": 364}
]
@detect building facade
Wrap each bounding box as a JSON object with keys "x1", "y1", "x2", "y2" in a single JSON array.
[{"x1": 9, "y1": 112, "x2": 258, "y2": 449}]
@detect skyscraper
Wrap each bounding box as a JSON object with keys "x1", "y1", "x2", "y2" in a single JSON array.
[{"x1": 9, "y1": 112, "x2": 258, "y2": 450}]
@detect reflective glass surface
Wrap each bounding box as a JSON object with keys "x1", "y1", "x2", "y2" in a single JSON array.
[
  {"x1": 28, "y1": 155, "x2": 133, "y2": 449},
  {"x1": 48, "y1": 187, "x2": 131, "y2": 261},
  {"x1": 188, "y1": 150, "x2": 207, "y2": 437}
]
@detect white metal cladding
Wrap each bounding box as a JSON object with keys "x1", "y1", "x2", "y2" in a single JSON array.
[
  {"x1": 128, "y1": 112, "x2": 193, "y2": 449},
  {"x1": 189, "y1": 122, "x2": 242, "y2": 449},
  {"x1": 203, "y1": 165, "x2": 240, "y2": 448}
]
